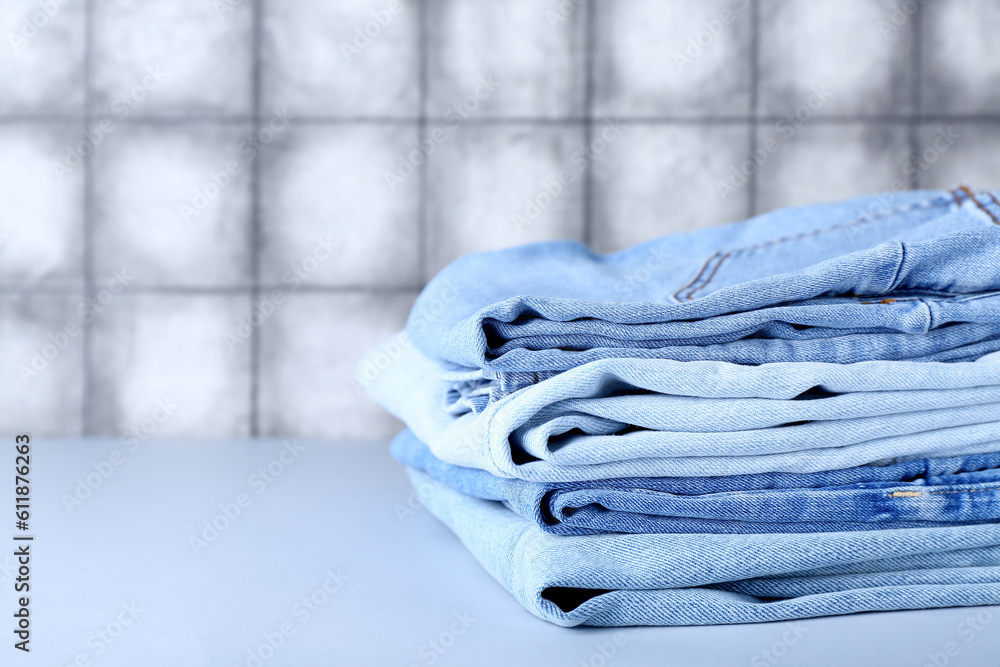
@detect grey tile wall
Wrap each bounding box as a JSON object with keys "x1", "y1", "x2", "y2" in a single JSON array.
[
  {"x1": 259, "y1": 123, "x2": 421, "y2": 287},
  {"x1": 424, "y1": 123, "x2": 587, "y2": 274},
  {"x1": 89, "y1": 293, "x2": 254, "y2": 438},
  {"x1": 758, "y1": 0, "x2": 914, "y2": 117},
  {"x1": 91, "y1": 0, "x2": 255, "y2": 117},
  {"x1": 426, "y1": 0, "x2": 587, "y2": 119},
  {"x1": 0, "y1": 123, "x2": 85, "y2": 287},
  {"x1": 4, "y1": 0, "x2": 999, "y2": 441},
  {"x1": 590, "y1": 123, "x2": 751, "y2": 252},
  {"x1": 593, "y1": 0, "x2": 754, "y2": 118},
  {"x1": 0, "y1": 0, "x2": 85, "y2": 114},
  {"x1": 91, "y1": 122, "x2": 255, "y2": 287}
]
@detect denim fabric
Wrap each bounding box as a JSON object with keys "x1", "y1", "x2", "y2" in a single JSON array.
[
  {"x1": 363, "y1": 188, "x2": 1000, "y2": 627},
  {"x1": 480, "y1": 325, "x2": 1000, "y2": 402},
  {"x1": 394, "y1": 430, "x2": 1000, "y2": 535},
  {"x1": 407, "y1": 468, "x2": 1000, "y2": 627},
  {"x1": 362, "y1": 337, "x2": 1000, "y2": 480},
  {"x1": 401, "y1": 188, "x2": 1000, "y2": 389}
]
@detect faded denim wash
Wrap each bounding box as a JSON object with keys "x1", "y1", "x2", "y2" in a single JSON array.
[
  {"x1": 397, "y1": 188, "x2": 1000, "y2": 399},
  {"x1": 362, "y1": 337, "x2": 1000, "y2": 480},
  {"x1": 394, "y1": 430, "x2": 1000, "y2": 535},
  {"x1": 408, "y1": 468, "x2": 1000, "y2": 627}
]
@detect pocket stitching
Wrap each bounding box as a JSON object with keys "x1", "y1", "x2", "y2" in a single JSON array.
[
  {"x1": 955, "y1": 184, "x2": 1000, "y2": 225},
  {"x1": 673, "y1": 195, "x2": 955, "y2": 302}
]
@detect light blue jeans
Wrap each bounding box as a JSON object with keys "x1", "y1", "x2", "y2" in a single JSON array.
[
  {"x1": 394, "y1": 430, "x2": 1000, "y2": 535},
  {"x1": 363, "y1": 338, "x2": 1000, "y2": 480},
  {"x1": 397, "y1": 188, "x2": 1000, "y2": 392},
  {"x1": 365, "y1": 187, "x2": 1000, "y2": 627},
  {"x1": 408, "y1": 468, "x2": 1000, "y2": 626}
]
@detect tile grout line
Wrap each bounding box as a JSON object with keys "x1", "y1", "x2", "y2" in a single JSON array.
[
  {"x1": 0, "y1": 284, "x2": 425, "y2": 296},
  {"x1": 746, "y1": 0, "x2": 761, "y2": 218},
  {"x1": 5, "y1": 114, "x2": 1000, "y2": 125},
  {"x1": 907, "y1": 2, "x2": 923, "y2": 189},
  {"x1": 581, "y1": 0, "x2": 597, "y2": 247},
  {"x1": 249, "y1": 0, "x2": 264, "y2": 438},
  {"x1": 417, "y1": 0, "x2": 429, "y2": 284},
  {"x1": 81, "y1": 0, "x2": 95, "y2": 436}
]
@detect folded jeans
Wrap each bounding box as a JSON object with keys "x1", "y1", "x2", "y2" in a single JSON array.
[
  {"x1": 362, "y1": 339, "x2": 1000, "y2": 480},
  {"x1": 407, "y1": 468, "x2": 1000, "y2": 627},
  {"x1": 403, "y1": 189, "x2": 1000, "y2": 388},
  {"x1": 394, "y1": 430, "x2": 1000, "y2": 535}
]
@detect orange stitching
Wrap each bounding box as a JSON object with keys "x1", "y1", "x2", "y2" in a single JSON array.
[
  {"x1": 972, "y1": 200, "x2": 1000, "y2": 225},
  {"x1": 955, "y1": 184, "x2": 1000, "y2": 224},
  {"x1": 963, "y1": 187, "x2": 1000, "y2": 225},
  {"x1": 860, "y1": 297, "x2": 919, "y2": 304},
  {"x1": 949, "y1": 186, "x2": 966, "y2": 205},
  {"x1": 958, "y1": 184, "x2": 977, "y2": 201},
  {"x1": 984, "y1": 192, "x2": 1000, "y2": 226}
]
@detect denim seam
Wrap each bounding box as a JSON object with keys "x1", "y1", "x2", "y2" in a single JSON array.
[
  {"x1": 950, "y1": 185, "x2": 971, "y2": 206},
  {"x1": 486, "y1": 388, "x2": 519, "y2": 477},
  {"x1": 972, "y1": 199, "x2": 1000, "y2": 225},
  {"x1": 860, "y1": 289, "x2": 997, "y2": 302},
  {"x1": 929, "y1": 488, "x2": 997, "y2": 495},
  {"x1": 683, "y1": 251, "x2": 730, "y2": 301},
  {"x1": 859, "y1": 298, "x2": 920, "y2": 304},
  {"x1": 949, "y1": 291, "x2": 1000, "y2": 303},
  {"x1": 671, "y1": 252, "x2": 721, "y2": 303},
  {"x1": 511, "y1": 528, "x2": 553, "y2": 616},
  {"x1": 890, "y1": 488, "x2": 1000, "y2": 497},
  {"x1": 674, "y1": 194, "x2": 955, "y2": 301},
  {"x1": 954, "y1": 184, "x2": 976, "y2": 203},
  {"x1": 954, "y1": 184, "x2": 1000, "y2": 226},
  {"x1": 987, "y1": 192, "x2": 1000, "y2": 224},
  {"x1": 886, "y1": 241, "x2": 908, "y2": 295}
]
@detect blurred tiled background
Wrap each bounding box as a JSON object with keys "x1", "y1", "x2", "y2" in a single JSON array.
[{"x1": 3, "y1": 0, "x2": 998, "y2": 441}]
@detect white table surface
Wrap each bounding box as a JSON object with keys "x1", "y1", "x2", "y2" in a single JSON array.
[{"x1": 7, "y1": 438, "x2": 999, "y2": 666}]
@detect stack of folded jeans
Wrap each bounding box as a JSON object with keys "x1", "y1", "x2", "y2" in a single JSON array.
[{"x1": 360, "y1": 186, "x2": 1000, "y2": 627}]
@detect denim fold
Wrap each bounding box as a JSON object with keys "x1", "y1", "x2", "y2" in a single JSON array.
[
  {"x1": 394, "y1": 430, "x2": 1000, "y2": 535},
  {"x1": 399, "y1": 189, "x2": 1000, "y2": 392},
  {"x1": 361, "y1": 187, "x2": 1000, "y2": 627},
  {"x1": 408, "y1": 468, "x2": 1000, "y2": 627},
  {"x1": 362, "y1": 338, "x2": 1000, "y2": 480}
]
